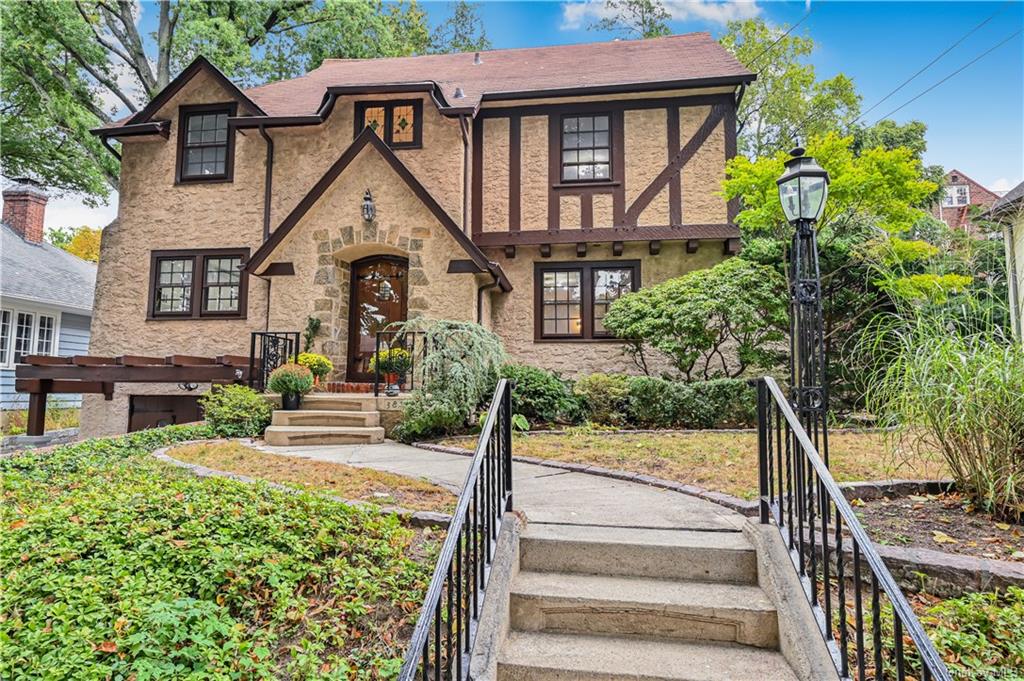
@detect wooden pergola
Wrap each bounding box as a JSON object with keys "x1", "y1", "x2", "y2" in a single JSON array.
[{"x1": 15, "y1": 354, "x2": 252, "y2": 436}]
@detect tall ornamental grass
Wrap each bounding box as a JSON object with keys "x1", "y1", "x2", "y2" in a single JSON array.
[{"x1": 865, "y1": 313, "x2": 1024, "y2": 521}]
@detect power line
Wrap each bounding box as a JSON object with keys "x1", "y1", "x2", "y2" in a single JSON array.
[
  {"x1": 852, "y1": 1, "x2": 1010, "y2": 125},
  {"x1": 870, "y1": 28, "x2": 1022, "y2": 125},
  {"x1": 746, "y1": 8, "x2": 813, "y2": 70}
]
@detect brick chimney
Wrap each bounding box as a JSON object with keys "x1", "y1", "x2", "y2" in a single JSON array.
[{"x1": 2, "y1": 178, "x2": 48, "y2": 244}]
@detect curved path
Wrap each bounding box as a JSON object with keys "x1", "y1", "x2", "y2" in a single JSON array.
[{"x1": 258, "y1": 441, "x2": 744, "y2": 531}]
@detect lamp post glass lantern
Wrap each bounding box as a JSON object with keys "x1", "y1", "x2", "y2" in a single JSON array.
[{"x1": 777, "y1": 147, "x2": 831, "y2": 464}]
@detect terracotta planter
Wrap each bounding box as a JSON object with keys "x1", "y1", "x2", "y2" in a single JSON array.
[{"x1": 385, "y1": 372, "x2": 400, "y2": 397}]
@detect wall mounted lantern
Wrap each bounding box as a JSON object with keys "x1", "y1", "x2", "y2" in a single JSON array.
[{"x1": 362, "y1": 189, "x2": 376, "y2": 222}]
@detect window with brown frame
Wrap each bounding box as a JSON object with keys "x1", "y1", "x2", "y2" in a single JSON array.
[
  {"x1": 354, "y1": 100, "x2": 423, "y2": 149},
  {"x1": 149, "y1": 248, "x2": 249, "y2": 319},
  {"x1": 535, "y1": 261, "x2": 639, "y2": 340},
  {"x1": 560, "y1": 113, "x2": 612, "y2": 182},
  {"x1": 176, "y1": 103, "x2": 237, "y2": 183}
]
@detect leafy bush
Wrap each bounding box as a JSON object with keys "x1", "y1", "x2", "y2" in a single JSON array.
[
  {"x1": 297, "y1": 352, "x2": 333, "y2": 379},
  {"x1": 198, "y1": 385, "x2": 272, "y2": 438},
  {"x1": 267, "y1": 363, "x2": 314, "y2": 396},
  {"x1": 623, "y1": 376, "x2": 757, "y2": 429},
  {"x1": 689, "y1": 378, "x2": 758, "y2": 428},
  {"x1": 603, "y1": 257, "x2": 788, "y2": 380},
  {"x1": 625, "y1": 376, "x2": 682, "y2": 428},
  {"x1": 866, "y1": 312, "x2": 1024, "y2": 520},
  {"x1": 574, "y1": 373, "x2": 630, "y2": 426},
  {"x1": 499, "y1": 364, "x2": 582, "y2": 426},
  {"x1": 392, "y1": 320, "x2": 506, "y2": 442}
]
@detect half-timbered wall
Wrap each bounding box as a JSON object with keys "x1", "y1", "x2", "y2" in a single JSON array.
[{"x1": 471, "y1": 93, "x2": 736, "y2": 246}]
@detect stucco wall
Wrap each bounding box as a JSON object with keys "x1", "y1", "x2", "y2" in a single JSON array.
[
  {"x1": 487, "y1": 241, "x2": 728, "y2": 376},
  {"x1": 481, "y1": 117, "x2": 511, "y2": 233},
  {"x1": 520, "y1": 116, "x2": 548, "y2": 230},
  {"x1": 680, "y1": 105, "x2": 727, "y2": 224}
]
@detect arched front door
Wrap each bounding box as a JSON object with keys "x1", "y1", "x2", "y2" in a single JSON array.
[{"x1": 346, "y1": 255, "x2": 408, "y2": 381}]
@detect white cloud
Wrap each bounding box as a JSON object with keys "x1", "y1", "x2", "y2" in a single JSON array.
[
  {"x1": 562, "y1": 0, "x2": 760, "y2": 31},
  {"x1": 989, "y1": 177, "x2": 1021, "y2": 195}
]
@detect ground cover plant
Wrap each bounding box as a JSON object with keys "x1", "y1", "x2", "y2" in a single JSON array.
[
  {"x1": 438, "y1": 430, "x2": 947, "y2": 500},
  {"x1": 169, "y1": 441, "x2": 455, "y2": 514},
  {"x1": 1, "y1": 425, "x2": 436, "y2": 678},
  {"x1": 1, "y1": 405, "x2": 80, "y2": 435}
]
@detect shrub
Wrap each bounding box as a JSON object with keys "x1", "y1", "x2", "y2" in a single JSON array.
[
  {"x1": 267, "y1": 363, "x2": 314, "y2": 396},
  {"x1": 689, "y1": 379, "x2": 758, "y2": 427},
  {"x1": 392, "y1": 320, "x2": 506, "y2": 442},
  {"x1": 499, "y1": 364, "x2": 581, "y2": 426},
  {"x1": 625, "y1": 376, "x2": 682, "y2": 428},
  {"x1": 624, "y1": 376, "x2": 757, "y2": 429},
  {"x1": 574, "y1": 373, "x2": 630, "y2": 426},
  {"x1": 296, "y1": 353, "x2": 333, "y2": 380},
  {"x1": 198, "y1": 385, "x2": 272, "y2": 438},
  {"x1": 602, "y1": 258, "x2": 788, "y2": 380}
]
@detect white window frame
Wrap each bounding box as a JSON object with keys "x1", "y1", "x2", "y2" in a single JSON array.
[
  {"x1": 942, "y1": 184, "x2": 971, "y2": 207},
  {"x1": 0, "y1": 305, "x2": 61, "y2": 368}
]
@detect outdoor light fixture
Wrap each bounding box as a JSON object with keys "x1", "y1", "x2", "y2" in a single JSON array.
[
  {"x1": 362, "y1": 189, "x2": 376, "y2": 221},
  {"x1": 776, "y1": 147, "x2": 830, "y2": 223}
]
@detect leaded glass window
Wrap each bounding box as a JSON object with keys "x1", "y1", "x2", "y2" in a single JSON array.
[
  {"x1": 362, "y1": 106, "x2": 386, "y2": 138},
  {"x1": 203, "y1": 256, "x2": 242, "y2": 313},
  {"x1": 181, "y1": 109, "x2": 231, "y2": 179},
  {"x1": 561, "y1": 114, "x2": 611, "y2": 182},
  {"x1": 355, "y1": 100, "x2": 422, "y2": 148},
  {"x1": 155, "y1": 258, "x2": 194, "y2": 314}
]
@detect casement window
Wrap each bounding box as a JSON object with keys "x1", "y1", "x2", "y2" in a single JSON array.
[
  {"x1": 176, "y1": 103, "x2": 238, "y2": 183},
  {"x1": 148, "y1": 249, "x2": 249, "y2": 319},
  {"x1": 942, "y1": 184, "x2": 970, "y2": 207},
  {"x1": 0, "y1": 308, "x2": 59, "y2": 367},
  {"x1": 535, "y1": 261, "x2": 639, "y2": 340},
  {"x1": 354, "y1": 100, "x2": 423, "y2": 149},
  {"x1": 561, "y1": 114, "x2": 612, "y2": 182}
]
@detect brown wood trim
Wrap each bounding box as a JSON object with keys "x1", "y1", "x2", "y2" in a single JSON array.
[
  {"x1": 175, "y1": 102, "x2": 239, "y2": 185},
  {"x1": 215, "y1": 354, "x2": 252, "y2": 367},
  {"x1": 16, "y1": 378, "x2": 114, "y2": 395},
  {"x1": 724, "y1": 102, "x2": 740, "y2": 224},
  {"x1": 473, "y1": 223, "x2": 738, "y2": 246},
  {"x1": 24, "y1": 355, "x2": 71, "y2": 366},
  {"x1": 624, "y1": 103, "x2": 727, "y2": 227},
  {"x1": 148, "y1": 248, "x2": 250, "y2": 320},
  {"x1": 576, "y1": 242, "x2": 587, "y2": 257},
  {"x1": 353, "y1": 99, "x2": 423, "y2": 149},
  {"x1": 472, "y1": 119, "x2": 483, "y2": 237},
  {"x1": 686, "y1": 239, "x2": 700, "y2": 254},
  {"x1": 504, "y1": 245, "x2": 516, "y2": 259},
  {"x1": 262, "y1": 262, "x2": 295, "y2": 276},
  {"x1": 166, "y1": 354, "x2": 217, "y2": 366},
  {"x1": 581, "y1": 193, "x2": 594, "y2": 230},
  {"x1": 246, "y1": 127, "x2": 511, "y2": 291},
  {"x1": 116, "y1": 355, "x2": 166, "y2": 366},
  {"x1": 16, "y1": 364, "x2": 248, "y2": 383},
  {"x1": 552, "y1": 181, "x2": 620, "y2": 192},
  {"x1": 73, "y1": 356, "x2": 118, "y2": 366},
  {"x1": 447, "y1": 259, "x2": 486, "y2": 274},
  {"x1": 612, "y1": 110, "x2": 626, "y2": 226},
  {"x1": 547, "y1": 115, "x2": 560, "y2": 230},
  {"x1": 122, "y1": 56, "x2": 265, "y2": 127},
  {"x1": 649, "y1": 240, "x2": 661, "y2": 255},
  {"x1": 725, "y1": 237, "x2": 741, "y2": 255},
  {"x1": 478, "y1": 92, "x2": 737, "y2": 118},
  {"x1": 540, "y1": 244, "x2": 552, "y2": 258},
  {"x1": 91, "y1": 120, "x2": 170, "y2": 140},
  {"x1": 533, "y1": 259, "x2": 640, "y2": 341},
  {"x1": 612, "y1": 241, "x2": 624, "y2": 256},
  {"x1": 509, "y1": 114, "x2": 521, "y2": 232},
  {"x1": 667, "y1": 106, "x2": 682, "y2": 225}
]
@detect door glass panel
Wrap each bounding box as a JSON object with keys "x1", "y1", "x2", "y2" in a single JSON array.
[{"x1": 348, "y1": 258, "x2": 408, "y2": 380}]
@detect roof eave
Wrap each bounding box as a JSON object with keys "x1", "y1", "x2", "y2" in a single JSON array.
[{"x1": 478, "y1": 73, "x2": 755, "y2": 103}]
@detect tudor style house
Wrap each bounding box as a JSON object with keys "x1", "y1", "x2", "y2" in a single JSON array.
[{"x1": 83, "y1": 33, "x2": 754, "y2": 436}]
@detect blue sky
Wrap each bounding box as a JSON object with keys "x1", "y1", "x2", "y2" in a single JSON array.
[{"x1": 48, "y1": 0, "x2": 1024, "y2": 229}]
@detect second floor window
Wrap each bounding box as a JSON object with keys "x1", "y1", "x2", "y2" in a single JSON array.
[
  {"x1": 561, "y1": 114, "x2": 611, "y2": 182},
  {"x1": 942, "y1": 184, "x2": 970, "y2": 207},
  {"x1": 176, "y1": 103, "x2": 237, "y2": 183},
  {"x1": 355, "y1": 100, "x2": 423, "y2": 149},
  {"x1": 149, "y1": 249, "x2": 248, "y2": 319}
]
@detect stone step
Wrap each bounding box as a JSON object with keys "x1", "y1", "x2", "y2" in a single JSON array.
[
  {"x1": 263, "y1": 425, "x2": 385, "y2": 446},
  {"x1": 299, "y1": 394, "x2": 378, "y2": 412},
  {"x1": 271, "y1": 410, "x2": 380, "y2": 428},
  {"x1": 510, "y1": 571, "x2": 779, "y2": 648},
  {"x1": 497, "y1": 631, "x2": 798, "y2": 681},
  {"x1": 520, "y1": 524, "x2": 758, "y2": 585}
]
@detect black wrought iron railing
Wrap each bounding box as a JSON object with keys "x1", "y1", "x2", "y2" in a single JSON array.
[
  {"x1": 248, "y1": 331, "x2": 300, "y2": 391},
  {"x1": 373, "y1": 328, "x2": 428, "y2": 396},
  {"x1": 398, "y1": 379, "x2": 513, "y2": 680},
  {"x1": 756, "y1": 377, "x2": 950, "y2": 681}
]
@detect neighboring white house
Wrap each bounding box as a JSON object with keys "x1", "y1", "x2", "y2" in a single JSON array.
[
  {"x1": 1, "y1": 180, "x2": 98, "y2": 409},
  {"x1": 985, "y1": 180, "x2": 1024, "y2": 342}
]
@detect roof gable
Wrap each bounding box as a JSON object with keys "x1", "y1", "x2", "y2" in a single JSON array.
[{"x1": 246, "y1": 128, "x2": 510, "y2": 291}]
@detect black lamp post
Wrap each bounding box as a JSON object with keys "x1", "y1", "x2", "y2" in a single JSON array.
[{"x1": 777, "y1": 147, "x2": 831, "y2": 464}]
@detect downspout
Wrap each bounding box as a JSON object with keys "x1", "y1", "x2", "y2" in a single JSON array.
[
  {"x1": 477, "y1": 277, "x2": 498, "y2": 325},
  {"x1": 459, "y1": 114, "x2": 471, "y2": 232},
  {"x1": 259, "y1": 125, "x2": 274, "y2": 242}
]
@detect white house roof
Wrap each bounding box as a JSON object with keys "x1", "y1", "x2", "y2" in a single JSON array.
[{"x1": 0, "y1": 222, "x2": 97, "y2": 313}]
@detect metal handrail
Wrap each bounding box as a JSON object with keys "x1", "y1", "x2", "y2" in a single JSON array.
[
  {"x1": 248, "y1": 331, "x2": 299, "y2": 391},
  {"x1": 373, "y1": 328, "x2": 428, "y2": 396},
  {"x1": 757, "y1": 376, "x2": 950, "y2": 681},
  {"x1": 398, "y1": 378, "x2": 513, "y2": 680}
]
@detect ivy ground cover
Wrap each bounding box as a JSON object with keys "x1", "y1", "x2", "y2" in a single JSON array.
[{"x1": 1, "y1": 426, "x2": 436, "y2": 679}]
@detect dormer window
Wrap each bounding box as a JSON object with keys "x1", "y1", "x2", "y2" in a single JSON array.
[
  {"x1": 354, "y1": 100, "x2": 422, "y2": 149},
  {"x1": 176, "y1": 103, "x2": 237, "y2": 183}
]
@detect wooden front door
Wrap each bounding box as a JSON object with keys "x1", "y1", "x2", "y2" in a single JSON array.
[{"x1": 346, "y1": 256, "x2": 408, "y2": 381}]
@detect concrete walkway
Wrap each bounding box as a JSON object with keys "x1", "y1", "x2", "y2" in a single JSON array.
[{"x1": 258, "y1": 441, "x2": 744, "y2": 531}]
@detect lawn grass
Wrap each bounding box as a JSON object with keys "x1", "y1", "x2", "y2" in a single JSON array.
[
  {"x1": 440, "y1": 429, "x2": 948, "y2": 500},
  {"x1": 169, "y1": 441, "x2": 455, "y2": 514},
  {"x1": 1, "y1": 425, "x2": 438, "y2": 679},
  {"x1": 1, "y1": 406, "x2": 80, "y2": 435}
]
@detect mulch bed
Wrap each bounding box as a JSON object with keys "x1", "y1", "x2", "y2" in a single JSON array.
[{"x1": 854, "y1": 492, "x2": 1024, "y2": 563}]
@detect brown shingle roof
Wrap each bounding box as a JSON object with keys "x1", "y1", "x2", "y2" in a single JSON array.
[{"x1": 244, "y1": 32, "x2": 753, "y2": 116}]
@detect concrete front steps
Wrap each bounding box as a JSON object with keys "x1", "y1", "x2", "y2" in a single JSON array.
[
  {"x1": 264, "y1": 393, "x2": 385, "y2": 446},
  {"x1": 497, "y1": 523, "x2": 798, "y2": 681}
]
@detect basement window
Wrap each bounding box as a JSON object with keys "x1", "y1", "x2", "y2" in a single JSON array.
[
  {"x1": 176, "y1": 103, "x2": 238, "y2": 183},
  {"x1": 149, "y1": 249, "x2": 249, "y2": 320},
  {"x1": 355, "y1": 100, "x2": 423, "y2": 149}
]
